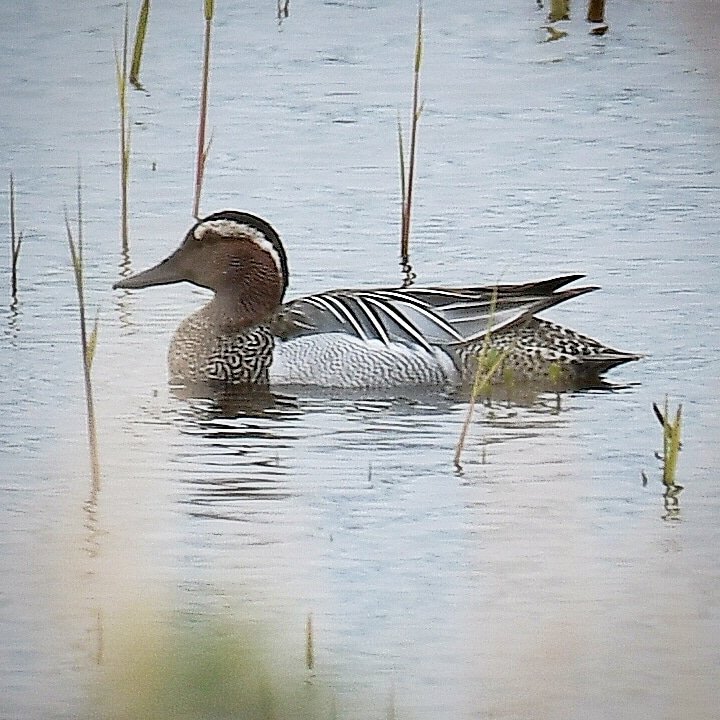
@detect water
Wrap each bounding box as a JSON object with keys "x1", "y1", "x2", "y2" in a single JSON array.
[{"x1": 1, "y1": 1, "x2": 719, "y2": 718}]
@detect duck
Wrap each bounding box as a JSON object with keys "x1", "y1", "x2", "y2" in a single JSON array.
[{"x1": 113, "y1": 210, "x2": 640, "y2": 390}]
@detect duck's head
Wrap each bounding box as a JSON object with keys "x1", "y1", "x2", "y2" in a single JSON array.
[{"x1": 114, "y1": 211, "x2": 289, "y2": 318}]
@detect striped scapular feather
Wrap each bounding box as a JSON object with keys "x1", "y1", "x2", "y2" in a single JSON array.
[{"x1": 272, "y1": 274, "x2": 597, "y2": 349}]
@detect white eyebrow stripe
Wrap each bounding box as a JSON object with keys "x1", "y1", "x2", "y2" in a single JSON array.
[{"x1": 194, "y1": 219, "x2": 283, "y2": 275}]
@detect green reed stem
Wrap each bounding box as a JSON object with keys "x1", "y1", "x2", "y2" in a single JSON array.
[
  {"x1": 115, "y1": 3, "x2": 131, "y2": 250},
  {"x1": 548, "y1": 0, "x2": 570, "y2": 22},
  {"x1": 193, "y1": 0, "x2": 215, "y2": 219},
  {"x1": 65, "y1": 170, "x2": 101, "y2": 490},
  {"x1": 653, "y1": 396, "x2": 683, "y2": 488},
  {"x1": 129, "y1": 0, "x2": 151, "y2": 89},
  {"x1": 397, "y1": 115, "x2": 407, "y2": 242},
  {"x1": 454, "y1": 288, "x2": 517, "y2": 468}
]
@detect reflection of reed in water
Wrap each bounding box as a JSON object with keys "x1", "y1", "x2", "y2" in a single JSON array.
[
  {"x1": 114, "y1": 241, "x2": 136, "y2": 331},
  {"x1": 7, "y1": 174, "x2": 24, "y2": 343},
  {"x1": 7, "y1": 295, "x2": 21, "y2": 343},
  {"x1": 400, "y1": 256, "x2": 416, "y2": 288},
  {"x1": 277, "y1": 0, "x2": 290, "y2": 24}
]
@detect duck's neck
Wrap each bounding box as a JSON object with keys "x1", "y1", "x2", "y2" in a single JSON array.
[{"x1": 208, "y1": 290, "x2": 278, "y2": 334}]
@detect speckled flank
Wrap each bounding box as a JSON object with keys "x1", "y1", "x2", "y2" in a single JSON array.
[{"x1": 458, "y1": 318, "x2": 637, "y2": 384}]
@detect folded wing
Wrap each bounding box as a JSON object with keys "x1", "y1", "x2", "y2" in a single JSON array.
[{"x1": 271, "y1": 274, "x2": 597, "y2": 350}]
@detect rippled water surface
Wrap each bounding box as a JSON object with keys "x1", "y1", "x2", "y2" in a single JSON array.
[{"x1": 1, "y1": 1, "x2": 719, "y2": 718}]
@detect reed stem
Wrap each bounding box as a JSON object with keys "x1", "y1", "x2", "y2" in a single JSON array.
[
  {"x1": 9, "y1": 173, "x2": 22, "y2": 298},
  {"x1": 305, "y1": 613, "x2": 314, "y2": 672},
  {"x1": 399, "y1": 2, "x2": 424, "y2": 263},
  {"x1": 115, "y1": 3, "x2": 131, "y2": 250},
  {"x1": 587, "y1": 0, "x2": 605, "y2": 23},
  {"x1": 454, "y1": 350, "x2": 508, "y2": 468},
  {"x1": 129, "y1": 0, "x2": 151, "y2": 89},
  {"x1": 454, "y1": 289, "x2": 517, "y2": 468},
  {"x1": 65, "y1": 170, "x2": 101, "y2": 490},
  {"x1": 548, "y1": 0, "x2": 570, "y2": 22},
  {"x1": 193, "y1": 0, "x2": 215, "y2": 219},
  {"x1": 653, "y1": 397, "x2": 683, "y2": 488}
]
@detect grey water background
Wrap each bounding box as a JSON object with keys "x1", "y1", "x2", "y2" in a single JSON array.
[{"x1": 1, "y1": 1, "x2": 719, "y2": 718}]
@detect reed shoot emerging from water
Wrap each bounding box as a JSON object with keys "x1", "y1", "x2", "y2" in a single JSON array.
[
  {"x1": 454, "y1": 289, "x2": 516, "y2": 468},
  {"x1": 653, "y1": 397, "x2": 683, "y2": 491},
  {"x1": 9, "y1": 173, "x2": 23, "y2": 300},
  {"x1": 65, "y1": 172, "x2": 101, "y2": 489}
]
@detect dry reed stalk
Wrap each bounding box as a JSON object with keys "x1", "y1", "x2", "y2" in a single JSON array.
[
  {"x1": 548, "y1": 0, "x2": 570, "y2": 22},
  {"x1": 587, "y1": 0, "x2": 605, "y2": 23},
  {"x1": 305, "y1": 613, "x2": 314, "y2": 672},
  {"x1": 9, "y1": 173, "x2": 23, "y2": 299},
  {"x1": 454, "y1": 289, "x2": 519, "y2": 468},
  {"x1": 65, "y1": 170, "x2": 101, "y2": 489},
  {"x1": 114, "y1": 3, "x2": 131, "y2": 250},
  {"x1": 192, "y1": 0, "x2": 215, "y2": 219},
  {"x1": 453, "y1": 351, "x2": 508, "y2": 468},
  {"x1": 398, "y1": 2, "x2": 424, "y2": 264}
]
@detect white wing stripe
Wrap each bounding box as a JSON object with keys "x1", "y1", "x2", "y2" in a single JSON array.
[
  {"x1": 362, "y1": 296, "x2": 435, "y2": 352},
  {"x1": 351, "y1": 296, "x2": 391, "y2": 344},
  {"x1": 306, "y1": 295, "x2": 370, "y2": 339},
  {"x1": 393, "y1": 300, "x2": 466, "y2": 341}
]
